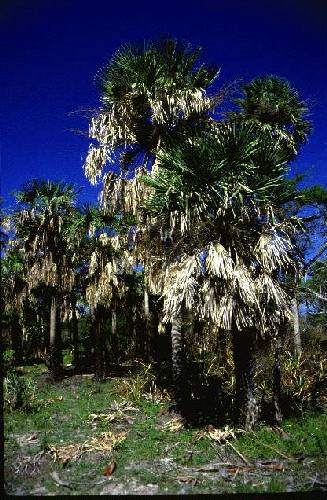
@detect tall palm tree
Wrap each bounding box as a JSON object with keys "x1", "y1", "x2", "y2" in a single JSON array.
[
  {"x1": 232, "y1": 75, "x2": 313, "y2": 365},
  {"x1": 82, "y1": 38, "x2": 220, "y2": 401},
  {"x1": 13, "y1": 179, "x2": 78, "y2": 381},
  {"x1": 143, "y1": 123, "x2": 301, "y2": 427}
]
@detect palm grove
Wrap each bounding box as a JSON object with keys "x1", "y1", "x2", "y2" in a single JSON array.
[{"x1": 3, "y1": 39, "x2": 327, "y2": 430}]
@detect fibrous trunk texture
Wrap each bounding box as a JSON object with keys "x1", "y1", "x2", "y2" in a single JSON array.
[
  {"x1": 232, "y1": 326, "x2": 258, "y2": 430},
  {"x1": 111, "y1": 305, "x2": 118, "y2": 362},
  {"x1": 171, "y1": 313, "x2": 187, "y2": 415},
  {"x1": 71, "y1": 296, "x2": 79, "y2": 368},
  {"x1": 272, "y1": 337, "x2": 283, "y2": 425},
  {"x1": 292, "y1": 296, "x2": 302, "y2": 356},
  {"x1": 93, "y1": 306, "x2": 105, "y2": 382},
  {"x1": 217, "y1": 329, "x2": 229, "y2": 366},
  {"x1": 143, "y1": 288, "x2": 152, "y2": 360},
  {"x1": 49, "y1": 295, "x2": 62, "y2": 381}
]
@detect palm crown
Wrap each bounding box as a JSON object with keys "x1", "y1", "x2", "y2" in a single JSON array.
[
  {"x1": 231, "y1": 76, "x2": 312, "y2": 155},
  {"x1": 13, "y1": 179, "x2": 78, "y2": 292},
  {"x1": 84, "y1": 38, "x2": 220, "y2": 185}
]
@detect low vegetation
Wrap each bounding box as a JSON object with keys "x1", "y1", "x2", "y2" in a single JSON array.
[{"x1": 4, "y1": 363, "x2": 327, "y2": 495}]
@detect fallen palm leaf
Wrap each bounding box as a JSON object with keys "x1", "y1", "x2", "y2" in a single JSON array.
[
  {"x1": 207, "y1": 425, "x2": 236, "y2": 444},
  {"x1": 13, "y1": 451, "x2": 45, "y2": 475},
  {"x1": 25, "y1": 433, "x2": 38, "y2": 442},
  {"x1": 88, "y1": 412, "x2": 118, "y2": 423},
  {"x1": 84, "y1": 431, "x2": 127, "y2": 453},
  {"x1": 48, "y1": 431, "x2": 126, "y2": 463},
  {"x1": 194, "y1": 460, "x2": 286, "y2": 475},
  {"x1": 256, "y1": 460, "x2": 285, "y2": 471},
  {"x1": 225, "y1": 466, "x2": 253, "y2": 473},
  {"x1": 196, "y1": 425, "x2": 243, "y2": 444},
  {"x1": 17, "y1": 433, "x2": 38, "y2": 445},
  {"x1": 48, "y1": 444, "x2": 85, "y2": 464},
  {"x1": 223, "y1": 461, "x2": 285, "y2": 473},
  {"x1": 105, "y1": 401, "x2": 139, "y2": 412},
  {"x1": 161, "y1": 416, "x2": 184, "y2": 432},
  {"x1": 87, "y1": 411, "x2": 135, "y2": 425}
]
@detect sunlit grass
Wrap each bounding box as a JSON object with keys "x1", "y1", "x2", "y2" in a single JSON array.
[{"x1": 4, "y1": 364, "x2": 327, "y2": 495}]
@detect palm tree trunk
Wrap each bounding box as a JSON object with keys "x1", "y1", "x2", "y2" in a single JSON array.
[
  {"x1": 272, "y1": 337, "x2": 283, "y2": 425},
  {"x1": 144, "y1": 288, "x2": 150, "y2": 317},
  {"x1": 111, "y1": 304, "x2": 118, "y2": 362},
  {"x1": 71, "y1": 296, "x2": 79, "y2": 368},
  {"x1": 94, "y1": 306, "x2": 105, "y2": 382},
  {"x1": 231, "y1": 325, "x2": 258, "y2": 430},
  {"x1": 132, "y1": 304, "x2": 140, "y2": 357},
  {"x1": 144, "y1": 287, "x2": 151, "y2": 359},
  {"x1": 292, "y1": 296, "x2": 302, "y2": 356},
  {"x1": 184, "y1": 309, "x2": 194, "y2": 343},
  {"x1": 171, "y1": 312, "x2": 187, "y2": 415},
  {"x1": 39, "y1": 316, "x2": 47, "y2": 361},
  {"x1": 49, "y1": 295, "x2": 62, "y2": 381}
]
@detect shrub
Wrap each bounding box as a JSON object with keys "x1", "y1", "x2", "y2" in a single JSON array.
[
  {"x1": 281, "y1": 350, "x2": 327, "y2": 413},
  {"x1": 113, "y1": 361, "x2": 168, "y2": 403},
  {"x1": 3, "y1": 349, "x2": 15, "y2": 376},
  {"x1": 4, "y1": 372, "x2": 37, "y2": 412}
]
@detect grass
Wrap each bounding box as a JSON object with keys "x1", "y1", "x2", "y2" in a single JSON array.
[
  {"x1": 4, "y1": 363, "x2": 327, "y2": 495},
  {"x1": 236, "y1": 412, "x2": 327, "y2": 459}
]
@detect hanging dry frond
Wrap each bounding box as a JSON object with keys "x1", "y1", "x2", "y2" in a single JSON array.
[
  {"x1": 254, "y1": 230, "x2": 292, "y2": 272},
  {"x1": 162, "y1": 254, "x2": 202, "y2": 321},
  {"x1": 206, "y1": 242, "x2": 234, "y2": 280}
]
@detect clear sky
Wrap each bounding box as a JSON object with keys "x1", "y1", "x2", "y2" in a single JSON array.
[{"x1": 1, "y1": 0, "x2": 326, "y2": 208}]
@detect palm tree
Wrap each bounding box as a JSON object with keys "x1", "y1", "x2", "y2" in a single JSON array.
[
  {"x1": 143, "y1": 123, "x2": 301, "y2": 427},
  {"x1": 232, "y1": 76, "x2": 314, "y2": 363},
  {"x1": 82, "y1": 41, "x2": 310, "y2": 426},
  {"x1": 13, "y1": 179, "x2": 78, "y2": 381},
  {"x1": 82, "y1": 37, "x2": 220, "y2": 400},
  {"x1": 81, "y1": 208, "x2": 138, "y2": 379}
]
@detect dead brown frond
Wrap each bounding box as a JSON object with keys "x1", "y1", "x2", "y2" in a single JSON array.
[
  {"x1": 161, "y1": 416, "x2": 184, "y2": 432},
  {"x1": 47, "y1": 431, "x2": 127, "y2": 464}
]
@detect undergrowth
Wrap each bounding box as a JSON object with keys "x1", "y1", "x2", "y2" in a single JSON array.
[{"x1": 4, "y1": 363, "x2": 327, "y2": 496}]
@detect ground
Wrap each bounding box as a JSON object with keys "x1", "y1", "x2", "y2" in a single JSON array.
[{"x1": 4, "y1": 364, "x2": 327, "y2": 496}]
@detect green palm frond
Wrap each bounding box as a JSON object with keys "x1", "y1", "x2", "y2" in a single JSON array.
[
  {"x1": 143, "y1": 121, "x2": 295, "y2": 222},
  {"x1": 230, "y1": 75, "x2": 312, "y2": 154},
  {"x1": 97, "y1": 38, "x2": 219, "y2": 106}
]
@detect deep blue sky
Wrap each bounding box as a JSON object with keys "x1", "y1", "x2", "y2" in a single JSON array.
[{"x1": 1, "y1": 0, "x2": 326, "y2": 208}]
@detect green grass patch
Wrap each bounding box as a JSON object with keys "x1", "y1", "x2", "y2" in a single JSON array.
[
  {"x1": 4, "y1": 364, "x2": 327, "y2": 496},
  {"x1": 236, "y1": 412, "x2": 327, "y2": 460}
]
